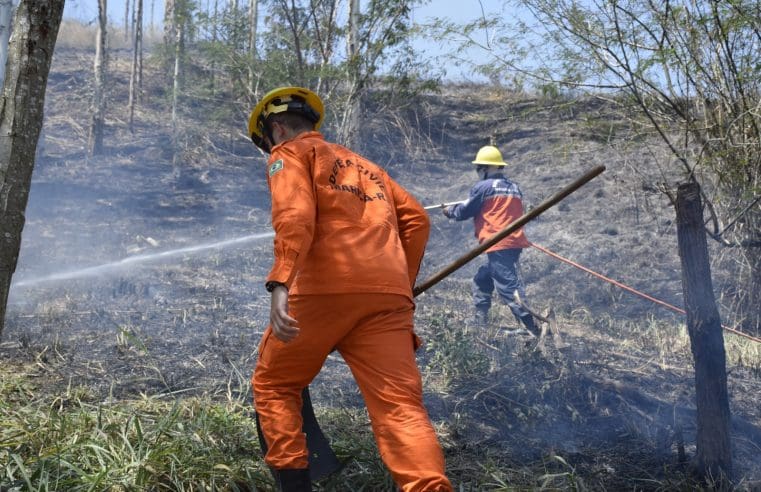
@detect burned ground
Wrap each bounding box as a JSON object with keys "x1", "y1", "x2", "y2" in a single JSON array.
[{"x1": 2, "y1": 48, "x2": 761, "y2": 490}]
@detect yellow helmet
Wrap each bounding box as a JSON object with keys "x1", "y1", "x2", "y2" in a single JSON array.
[
  {"x1": 472, "y1": 145, "x2": 507, "y2": 166},
  {"x1": 247, "y1": 86, "x2": 324, "y2": 151}
]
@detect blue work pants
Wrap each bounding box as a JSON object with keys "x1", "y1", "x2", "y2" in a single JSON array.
[{"x1": 473, "y1": 248, "x2": 535, "y2": 329}]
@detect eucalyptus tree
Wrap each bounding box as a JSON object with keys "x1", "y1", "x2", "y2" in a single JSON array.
[{"x1": 0, "y1": 0, "x2": 65, "y2": 338}]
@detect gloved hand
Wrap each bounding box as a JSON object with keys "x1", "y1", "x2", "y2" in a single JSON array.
[{"x1": 442, "y1": 206, "x2": 452, "y2": 218}]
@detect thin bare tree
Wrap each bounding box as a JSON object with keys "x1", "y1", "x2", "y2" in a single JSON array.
[
  {"x1": 124, "y1": 0, "x2": 129, "y2": 40},
  {"x1": 128, "y1": 0, "x2": 143, "y2": 131},
  {"x1": 164, "y1": 0, "x2": 175, "y2": 49},
  {"x1": 88, "y1": 0, "x2": 108, "y2": 155},
  {"x1": 341, "y1": 0, "x2": 360, "y2": 147},
  {"x1": 246, "y1": 0, "x2": 258, "y2": 96}
]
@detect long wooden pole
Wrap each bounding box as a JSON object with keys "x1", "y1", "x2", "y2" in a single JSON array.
[{"x1": 413, "y1": 165, "x2": 606, "y2": 297}]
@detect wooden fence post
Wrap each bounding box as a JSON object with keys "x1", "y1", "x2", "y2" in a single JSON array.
[{"x1": 676, "y1": 181, "x2": 732, "y2": 482}]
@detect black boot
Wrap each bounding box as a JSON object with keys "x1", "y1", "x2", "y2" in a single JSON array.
[{"x1": 275, "y1": 468, "x2": 312, "y2": 492}]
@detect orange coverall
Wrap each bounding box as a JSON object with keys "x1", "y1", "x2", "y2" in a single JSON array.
[{"x1": 252, "y1": 131, "x2": 452, "y2": 491}]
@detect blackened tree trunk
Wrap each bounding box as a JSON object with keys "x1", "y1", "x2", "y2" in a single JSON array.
[
  {"x1": 676, "y1": 182, "x2": 733, "y2": 483},
  {"x1": 88, "y1": 0, "x2": 107, "y2": 155},
  {"x1": 0, "y1": 0, "x2": 64, "y2": 339}
]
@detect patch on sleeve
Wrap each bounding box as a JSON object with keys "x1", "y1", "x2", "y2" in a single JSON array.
[{"x1": 268, "y1": 159, "x2": 284, "y2": 177}]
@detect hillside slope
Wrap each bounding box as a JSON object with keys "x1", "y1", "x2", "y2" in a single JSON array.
[{"x1": 2, "y1": 47, "x2": 760, "y2": 489}]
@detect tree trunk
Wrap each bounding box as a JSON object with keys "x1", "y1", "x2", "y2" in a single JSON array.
[
  {"x1": 0, "y1": 0, "x2": 12, "y2": 88},
  {"x1": 171, "y1": 22, "x2": 183, "y2": 175},
  {"x1": 163, "y1": 0, "x2": 175, "y2": 49},
  {"x1": 123, "y1": 0, "x2": 129, "y2": 40},
  {"x1": 340, "y1": 0, "x2": 360, "y2": 148},
  {"x1": 675, "y1": 182, "x2": 733, "y2": 483},
  {"x1": 0, "y1": 0, "x2": 64, "y2": 339},
  {"x1": 129, "y1": 0, "x2": 136, "y2": 42},
  {"x1": 210, "y1": 0, "x2": 218, "y2": 95},
  {"x1": 128, "y1": 0, "x2": 143, "y2": 131},
  {"x1": 136, "y1": 0, "x2": 142, "y2": 94},
  {"x1": 739, "y1": 208, "x2": 761, "y2": 334},
  {"x1": 246, "y1": 0, "x2": 258, "y2": 96},
  {"x1": 748, "y1": 248, "x2": 761, "y2": 334},
  {"x1": 88, "y1": 0, "x2": 107, "y2": 156}
]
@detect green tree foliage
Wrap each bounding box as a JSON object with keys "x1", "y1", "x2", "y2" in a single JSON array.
[{"x1": 158, "y1": 0, "x2": 435, "y2": 148}]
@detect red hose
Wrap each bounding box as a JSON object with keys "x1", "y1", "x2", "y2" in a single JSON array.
[{"x1": 529, "y1": 242, "x2": 761, "y2": 344}]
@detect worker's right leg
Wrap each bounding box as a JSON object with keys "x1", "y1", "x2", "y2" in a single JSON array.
[{"x1": 338, "y1": 294, "x2": 453, "y2": 492}]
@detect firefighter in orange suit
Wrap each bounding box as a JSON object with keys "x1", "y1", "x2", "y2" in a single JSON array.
[{"x1": 247, "y1": 87, "x2": 453, "y2": 492}]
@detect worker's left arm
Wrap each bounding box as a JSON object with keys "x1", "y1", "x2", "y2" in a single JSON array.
[{"x1": 389, "y1": 179, "x2": 430, "y2": 287}]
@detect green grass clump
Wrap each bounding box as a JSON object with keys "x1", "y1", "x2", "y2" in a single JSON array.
[
  {"x1": 0, "y1": 367, "x2": 270, "y2": 491},
  {"x1": 423, "y1": 313, "x2": 491, "y2": 385}
]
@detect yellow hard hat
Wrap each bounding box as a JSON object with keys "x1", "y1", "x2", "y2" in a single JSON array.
[
  {"x1": 247, "y1": 86, "x2": 324, "y2": 151},
  {"x1": 472, "y1": 145, "x2": 507, "y2": 166}
]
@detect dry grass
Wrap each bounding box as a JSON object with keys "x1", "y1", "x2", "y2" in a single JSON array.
[
  {"x1": 2, "y1": 42, "x2": 761, "y2": 490},
  {"x1": 56, "y1": 19, "x2": 162, "y2": 51}
]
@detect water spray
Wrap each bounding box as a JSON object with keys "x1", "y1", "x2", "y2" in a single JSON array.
[
  {"x1": 423, "y1": 200, "x2": 467, "y2": 211},
  {"x1": 12, "y1": 231, "x2": 275, "y2": 288}
]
